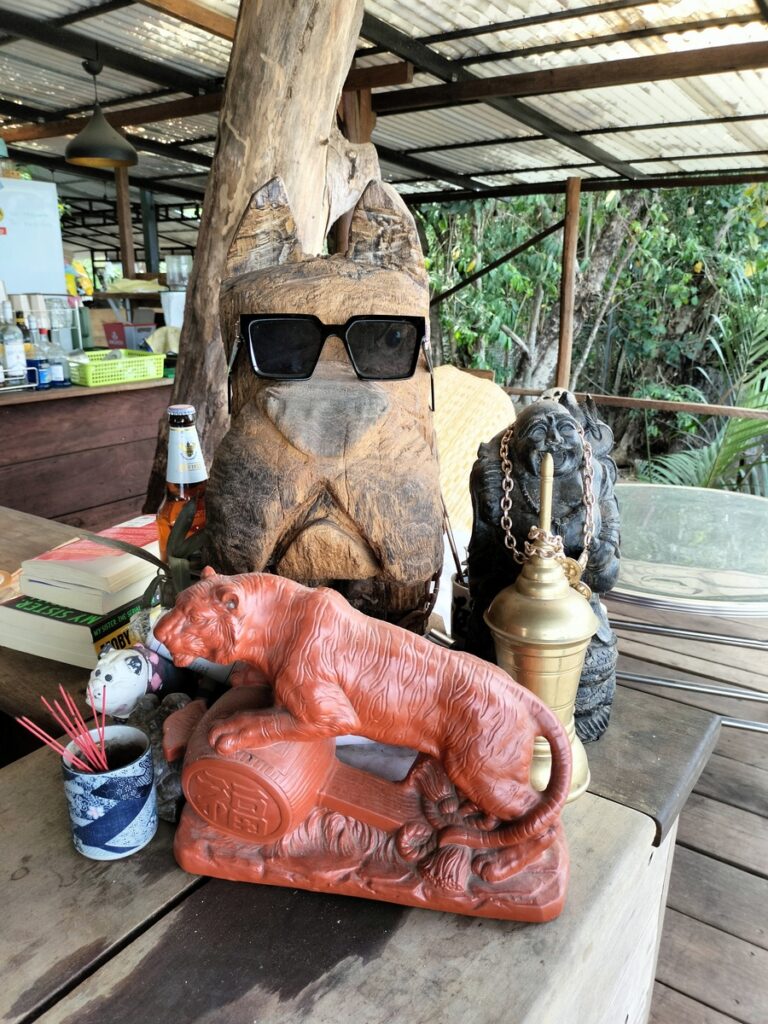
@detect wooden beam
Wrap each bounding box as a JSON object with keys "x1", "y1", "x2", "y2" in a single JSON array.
[
  {"x1": 0, "y1": 9, "x2": 215, "y2": 95},
  {"x1": 344, "y1": 62, "x2": 413, "y2": 91},
  {"x1": 140, "y1": 188, "x2": 160, "y2": 274},
  {"x1": 403, "y1": 169, "x2": 768, "y2": 203},
  {"x1": 361, "y1": 12, "x2": 642, "y2": 181},
  {"x1": 2, "y1": 94, "x2": 223, "y2": 144},
  {"x1": 137, "y1": 0, "x2": 236, "y2": 40},
  {"x1": 455, "y1": 14, "x2": 756, "y2": 67},
  {"x1": 376, "y1": 144, "x2": 486, "y2": 192},
  {"x1": 556, "y1": 177, "x2": 581, "y2": 390},
  {"x1": 373, "y1": 41, "x2": 768, "y2": 115},
  {"x1": 114, "y1": 167, "x2": 135, "y2": 278},
  {"x1": 1, "y1": 65, "x2": 410, "y2": 145},
  {"x1": 506, "y1": 386, "x2": 768, "y2": 422}
]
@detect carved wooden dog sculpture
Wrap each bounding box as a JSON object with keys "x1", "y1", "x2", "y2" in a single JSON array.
[
  {"x1": 156, "y1": 569, "x2": 571, "y2": 863},
  {"x1": 207, "y1": 177, "x2": 442, "y2": 629}
]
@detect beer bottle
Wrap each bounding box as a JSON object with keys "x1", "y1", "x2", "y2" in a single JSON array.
[{"x1": 157, "y1": 404, "x2": 207, "y2": 561}]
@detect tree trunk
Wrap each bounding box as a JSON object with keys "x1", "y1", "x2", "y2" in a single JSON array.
[
  {"x1": 524, "y1": 191, "x2": 649, "y2": 391},
  {"x1": 144, "y1": 0, "x2": 375, "y2": 512}
]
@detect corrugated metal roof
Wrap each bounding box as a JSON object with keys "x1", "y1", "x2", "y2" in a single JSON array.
[
  {"x1": 2, "y1": 0, "x2": 767, "y2": 256},
  {"x1": 83, "y1": 8, "x2": 231, "y2": 79}
]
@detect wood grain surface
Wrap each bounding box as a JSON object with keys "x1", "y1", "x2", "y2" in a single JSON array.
[
  {"x1": 667, "y1": 847, "x2": 768, "y2": 951},
  {"x1": 35, "y1": 796, "x2": 666, "y2": 1024},
  {"x1": 677, "y1": 793, "x2": 768, "y2": 878},
  {"x1": 0, "y1": 746, "x2": 199, "y2": 1024},
  {"x1": 656, "y1": 909, "x2": 768, "y2": 1024},
  {"x1": 649, "y1": 982, "x2": 743, "y2": 1024},
  {"x1": 587, "y1": 683, "x2": 720, "y2": 844}
]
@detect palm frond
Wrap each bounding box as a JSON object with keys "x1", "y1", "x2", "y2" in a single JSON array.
[{"x1": 639, "y1": 300, "x2": 768, "y2": 494}]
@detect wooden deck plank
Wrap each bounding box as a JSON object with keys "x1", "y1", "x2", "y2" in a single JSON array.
[
  {"x1": 694, "y1": 753, "x2": 768, "y2": 818},
  {"x1": 656, "y1": 909, "x2": 768, "y2": 1024},
  {"x1": 616, "y1": 631, "x2": 768, "y2": 693},
  {"x1": 715, "y1": 728, "x2": 768, "y2": 770},
  {"x1": 649, "y1": 982, "x2": 742, "y2": 1024},
  {"x1": 677, "y1": 793, "x2": 768, "y2": 878},
  {"x1": 587, "y1": 685, "x2": 720, "y2": 844},
  {"x1": 0, "y1": 746, "x2": 200, "y2": 1024},
  {"x1": 606, "y1": 598, "x2": 768, "y2": 644},
  {"x1": 667, "y1": 847, "x2": 768, "y2": 951},
  {"x1": 618, "y1": 655, "x2": 768, "y2": 723}
]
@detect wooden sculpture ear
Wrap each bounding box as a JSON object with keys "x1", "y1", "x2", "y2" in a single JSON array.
[
  {"x1": 225, "y1": 177, "x2": 304, "y2": 278},
  {"x1": 346, "y1": 180, "x2": 426, "y2": 282}
]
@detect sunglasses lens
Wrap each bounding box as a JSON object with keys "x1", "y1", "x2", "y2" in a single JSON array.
[
  {"x1": 346, "y1": 320, "x2": 420, "y2": 379},
  {"x1": 247, "y1": 319, "x2": 323, "y2": 379}
]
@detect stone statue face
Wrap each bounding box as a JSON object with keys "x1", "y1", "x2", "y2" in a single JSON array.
[{"x1": 512, "y1": 401, "x2": 584, "y2": 477}]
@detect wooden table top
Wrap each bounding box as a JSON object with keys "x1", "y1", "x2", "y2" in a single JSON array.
[{"x1": 0, "y1": 508, "x2": 723, "y2": 1024}]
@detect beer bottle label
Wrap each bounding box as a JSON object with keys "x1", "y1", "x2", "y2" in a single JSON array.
[{"x1": 167, "y1": 425, "x2": 207, "y2": 484}]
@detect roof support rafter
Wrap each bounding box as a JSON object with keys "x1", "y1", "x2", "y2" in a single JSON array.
[
  {"x1": 372, "y1": 41, "x2": 768, "y2": 115},
  {"x1": 360, "y1": 12, "x2": 643, "y2": 180},
  {"x1": 357, "y1": 0, "x2": 661, "y2": 56},
  {"x1": 0, "y1": 9, "x2": 217, "y2": 95},
  {"x1": 136, "y1": 0, "x2": 236, "y2": 40},
  {"x1": 376, "y1": 144, "x2": 487, "y2": 191},
  {"x1": 454, "y1": 14, "x2": 757, "y2": 66},
  {"x1": 9, "y1": 147, "x2": 207, "y2": 202},
  {"x1": 403, "y1": 169, "x2": 768, "y2": 204},
  {"x1": 403, "y1": 111, "x2": 768, "y2": 156}
]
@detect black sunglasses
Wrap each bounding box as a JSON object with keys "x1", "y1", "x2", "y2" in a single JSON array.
[
  {"x1": 240, "y1": 313, "x2": 428, "y2": 381},
  {"x1": 227, "y1": 314, "x2": 435, "y2": 413}
]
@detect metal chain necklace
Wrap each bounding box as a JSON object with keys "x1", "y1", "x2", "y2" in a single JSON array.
[{"x1": 499, "y1": 423, "x2": 596, "y2": 578}]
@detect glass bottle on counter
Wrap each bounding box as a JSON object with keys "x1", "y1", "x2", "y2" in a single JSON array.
[
  {"x1": 26, "y1": 315, "x2": 52, "y2": 390},
  {"x1": 15, "y1": 310, "x2": 30, "y2": 356},
  {"x1": 1, "y1": 301, "x2": 28, "y2": 385},
  {"x1": 156, "y1": 404, "x2": 207, "y2": 561},
  {"x1": 43, "y1": 328, "x2": 72, "y2": 387}
]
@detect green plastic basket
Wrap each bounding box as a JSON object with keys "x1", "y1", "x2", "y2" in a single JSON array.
[{"x1": 70, "y1": 350, "x2": 166, "y2": 387}]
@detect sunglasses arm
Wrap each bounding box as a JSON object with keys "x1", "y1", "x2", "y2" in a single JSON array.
[
  {"x1": 422, "y1": 337, "x2": 435, "y2": 412},
  {"x1": 226, "y1": 332, "x2": 242, "y2": 415}
]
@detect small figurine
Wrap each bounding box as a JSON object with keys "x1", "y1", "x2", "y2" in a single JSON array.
[
  {"x1": 153, "y1": 568, "x2": 572, "y2": 922},
  {"x1": 85, "y1": 644, "x2": 167, "y2": 719},
  {"x1": 466, "y1": 391, "x2": 620, "y2": 741}
]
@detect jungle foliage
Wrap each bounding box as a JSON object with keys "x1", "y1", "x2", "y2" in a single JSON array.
[{"x1": 417, "y1": 183, "x2": 768, "y2": 490}]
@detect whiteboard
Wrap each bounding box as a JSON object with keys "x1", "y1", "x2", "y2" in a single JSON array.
[{"x1": 0, "y1": 179, "x2": 66, "y2": 293}]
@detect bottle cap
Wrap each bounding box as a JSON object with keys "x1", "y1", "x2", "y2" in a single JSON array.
[{"x1": 168, "y1": 404, "x2": 196, "y2": 417}]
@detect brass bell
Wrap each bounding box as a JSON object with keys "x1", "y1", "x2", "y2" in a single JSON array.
[{"x1": 484, "y1": 453, "x2": 598, "y2": 802}]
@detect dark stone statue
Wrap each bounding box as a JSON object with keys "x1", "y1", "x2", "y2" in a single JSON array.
[{"x1": 465, "y1": 391, "x2": 620, "y2": 742}]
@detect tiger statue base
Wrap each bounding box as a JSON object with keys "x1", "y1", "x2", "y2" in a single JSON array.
[{"x1": 171, "y1": 686, "x2": 569, "y2": 922}]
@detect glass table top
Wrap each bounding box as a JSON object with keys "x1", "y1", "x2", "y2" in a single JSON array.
[{"x1": 614, "y1": 483, "x2": 768, "y2": 615}]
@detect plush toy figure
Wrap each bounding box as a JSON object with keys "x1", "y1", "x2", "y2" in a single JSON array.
[{"x1": 86, "y1": 642, "x2": 198, "y2": 719}]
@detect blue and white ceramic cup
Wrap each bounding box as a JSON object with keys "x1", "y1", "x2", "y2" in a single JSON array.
[{"x1": 62, "y1": 725, "x2": 158, "y2": 860}]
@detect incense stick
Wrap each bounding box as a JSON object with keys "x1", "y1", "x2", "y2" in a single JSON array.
[
  {"x1": 16, "y1": 716, "x2": 94, "y2": 772},
  {"x1": 16, "y1": 684, "x2": 110, "y2": 773}
]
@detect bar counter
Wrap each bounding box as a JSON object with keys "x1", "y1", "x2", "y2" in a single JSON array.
[{"x1": 0, "y1": 377, "x2": 172, "y2": 530}]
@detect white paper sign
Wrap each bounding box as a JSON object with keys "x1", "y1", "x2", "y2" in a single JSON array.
[{"x1": 0, "y1": 179, "x2": 66, "y2": 293}]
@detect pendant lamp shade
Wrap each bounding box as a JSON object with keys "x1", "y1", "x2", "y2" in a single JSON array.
[{"x1": 65, "y1": 104, "x2": 138, "y2": 168}]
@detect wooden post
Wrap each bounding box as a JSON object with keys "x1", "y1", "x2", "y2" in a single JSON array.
[
  {"x1": 556, "y1": 176, "x2": 581, "y2": 390},
  {"x1": 140, "y1": 188, "x2": 159, "y2": 274},
  {"x1": 333, "y1": 86, "x2": 376, "y2": 253},
  {"x1": 143, "y1": 0, "x2": 378, "y2": 511},
  {"x1": 114, "y1": 166, "x2": 135, "y2": 279}
]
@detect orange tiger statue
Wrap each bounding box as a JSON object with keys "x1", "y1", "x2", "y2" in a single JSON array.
[{"x1": 156, "y1": 568, "x2": 573, "y2": 921}]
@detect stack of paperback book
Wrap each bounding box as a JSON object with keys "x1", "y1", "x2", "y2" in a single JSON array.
[{"x1": 0, "y1": 516, "x2": 159, "y2": 668}]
